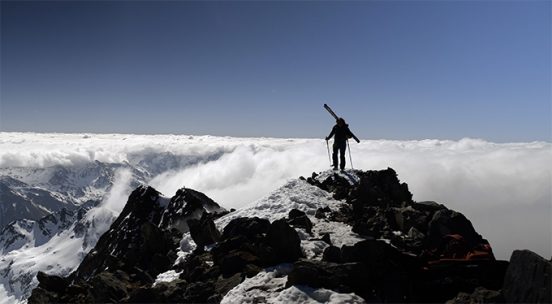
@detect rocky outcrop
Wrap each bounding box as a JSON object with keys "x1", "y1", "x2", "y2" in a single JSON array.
[
  {"x1": 159, "y1": 187, "x2": 228, "y2": 233},
  {"x1": 502, "y1": 250, "x2": 551, "y2": 303},
  {"x1": 29, "y1": 185, "x2": 227, "y2": 303},
  {"x1": 27, "y1": 168, "x2": 547, "y2": 303}
]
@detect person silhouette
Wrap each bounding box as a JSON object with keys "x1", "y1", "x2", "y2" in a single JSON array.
[{"x1": 326, "y1": 118, "x2": 354, "y2": 170}]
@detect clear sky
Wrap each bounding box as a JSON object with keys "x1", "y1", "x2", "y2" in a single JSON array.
[{"x1": 1, "y1": 1, "x2": 550, "y2": 142}]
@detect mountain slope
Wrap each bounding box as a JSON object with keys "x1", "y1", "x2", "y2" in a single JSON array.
[
  {"x1": 28, "y1": 168, "x2": 532, "y2": 303},
  {"x1": 0, "y1": 161, "x2": 148, "y2": 229}
]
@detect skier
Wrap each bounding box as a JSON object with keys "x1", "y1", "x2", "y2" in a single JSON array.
[{"x1": 326, "y1": 118, "x2": 354, "y2": 171}]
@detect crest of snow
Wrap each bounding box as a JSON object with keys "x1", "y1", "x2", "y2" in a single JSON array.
[
  {"x1": 220, "y1": 263, "x2": 365, "y2": 304},
  {"x1": 177, "y1": 171, "x2": 365, "y2": 263},
  {"x1": 153, "y1": 270, "x2": 182, "y2": 287}
]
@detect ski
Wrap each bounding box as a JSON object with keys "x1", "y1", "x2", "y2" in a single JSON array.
[{"x1": 323, "y1": 104, "x2": 360, "y2": 143}]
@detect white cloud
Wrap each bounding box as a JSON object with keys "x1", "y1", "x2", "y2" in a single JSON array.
[{"x1": 0, "y1": 132, "x2": 550, "y2": 260}]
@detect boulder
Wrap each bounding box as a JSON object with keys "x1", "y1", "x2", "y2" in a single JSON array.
[
  {"x1": 322, "y1": 246, "x2": 341, "y2": 263},
  {"x1": 221, "y1": 217, "x2": 270, "y2": 241},
  {"x1": 36, "y1": 271, "x2": 69, "y2": 293},
  {"x1": 286, "y1": 260, "x2": 362, "y2": 293},
  {"x1": 187, "y1": 212, "x2": 221, "y2": 249},
  {"x1": 427, "y1": 209, "x2": 483, "y2": 249},
  {"x1": 502, "y1": 250, "x2": 551, "y2": 303},
  {"x1": 267, "y1": 219, "x2": 303, "y2": 262},
  {"x1": 351, "y1": 168, "x2": 413, "y2": 207},
  {"x1": 287, "y1": 209, "x2": 313, "y2": 234}
]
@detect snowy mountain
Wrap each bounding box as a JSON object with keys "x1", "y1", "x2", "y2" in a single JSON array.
[
  {"x1": 28, "y1": 168, "x2": 549, "y2": 304},
  {"x1": 0, "y1": 161, "x2": 152, "y2": 302},
  {"x1": 0, "y1": 202, "x2": 96, "y2": 255},
  {"x1": 0, "y1": 161, "x2": 148, "y2": 229}
]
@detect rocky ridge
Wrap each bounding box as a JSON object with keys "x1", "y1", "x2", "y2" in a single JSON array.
[{"x1": 28, "y1": 168, "x2": 551, "y2": 303}]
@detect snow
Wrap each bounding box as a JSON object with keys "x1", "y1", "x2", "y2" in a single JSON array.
[
  {"x1": 220, "y1": 264, "x2": 366, "y2": 304},
  {"x1": 153, "y1": 270, "x2": 182, "y2": 287}
]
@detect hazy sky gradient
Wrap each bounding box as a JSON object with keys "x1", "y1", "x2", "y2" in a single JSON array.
[{"x1": 1, "y1": 1, "x2": 550, "y2": 141}]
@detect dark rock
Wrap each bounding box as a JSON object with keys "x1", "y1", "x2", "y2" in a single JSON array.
[
  {"x1": 412, "y1": 201, "x2": 446, "y2": 212},
  {"x1": 351, "y1": 168, "x2": 413, "y2": 207},
  {"x1": 502, "y1": 249, "x2": 551, "y2": 303},
  {"x1": 427, "y1": 209, "x2": 483, "y2": 250},
  {"x1": 287, "y1": 209, "x2": 313, "y2": 234},
  {"x1": 392, "y1": 206, "x2": 429, "y2": 233},
  {"x1": 322, "y1": 246, "x2": 341, "y2": 263},
  {"x1": 36, "y1": 271, "x2": 69, "y2": 293},
  {"x1": 214, "y1": 272, "x2": 243, "y2": 296},
  {"x1": 415, "y1": 260, "x2": 509, "y2": 303},
  {"x1": 315, "y1": 207, "x2": 331, "y2": 219},
  {"x1": 446, "y1": 287, "x2": 504, "y2": 304},
  {"x1": 221, "y1": 217, "x2": 270, "y2": 241},
  {"x1": 181, "y1": 281, "x2": 216, "y2": 303},
  {"x1": 188, "y1": 212, "x2": 221, "y2": 249},
  {"x1": 72, "y1": 186, "x2": 179, "y2": 281},
  {"x1": 219, "y1": 250, "x2": 260, "y2": 277},
  {"x1": 88, "y1": 272, "x2": 128, "y2": 302},
  {"x1": 352, "y1": 208, "x2": 393, "y2": 238},
  {"x1": 267, "y1": 219, "x2": 303, "y2": 262},
  {"x1": 159, "y1": 187, "x2": 227, "y2": 233},
  {"x1": 321, "y1": 173, "x2": 352, "y2": 200},
  {"x1": 243, "y1": 263, "x2": 263, "y2": 278},
  {"x1": 320, "y1": 233, "x2": 332, "y2": 245},
  {"x1": 286, "y1": 259, "x2": 363, "y2": 294}
]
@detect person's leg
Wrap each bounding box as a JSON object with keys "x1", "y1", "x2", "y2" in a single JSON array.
[
  {"x1": 332, "y1": 143, "x2": 338, "y2": 169},
  {"x1": 339, "y1": 142, "x2": 346, "y2": 170}
]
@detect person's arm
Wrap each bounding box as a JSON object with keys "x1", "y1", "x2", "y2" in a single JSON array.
[{"x1": 326, "y1": 126, "x2": 336, "y2": 140}]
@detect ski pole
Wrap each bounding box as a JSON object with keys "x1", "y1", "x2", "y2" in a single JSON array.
[
  {"x1": 347, "y1": 139, "x2": 354, "y2": 170},
  {"x1": 326, "y1": 140, "x2": 332, "y2": 167}
]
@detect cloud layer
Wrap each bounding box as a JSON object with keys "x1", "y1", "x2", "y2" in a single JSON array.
[{"x1": 1, "y1": 132, "x2": 550, "y2": 260}]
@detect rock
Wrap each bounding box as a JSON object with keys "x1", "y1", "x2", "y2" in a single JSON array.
[
  {"x1": 181, "y1": 281, "x2": 216, "y2": 303},
  {"x1": 287, "y1": 209, "x2": 313, "y2": 234},
  {"x1": 88, "y1": 272, "x2": 129, "y2": 303},
  {"x1": 214, "y1": 272, "x2": 243, "y2": 296},
  {"x1": 36, "y1": 271, "x2": 69, "y2": 293},
  {"x1": 502, "y1": 250, "x2": 551, "y2": 303},
  {"x1": 221, "y1": 217, "x2": 270, "y2": 241},
  {"x1": 187, "y1": 212, "x2": 221, "y2": 249},
  {"x1": 322, "y1": 246, "x2": 341, "y2": 263},
  {"x1": 320, "y1": 233, "x2": 332, "y2": 245},
  {"x1": 315, "y1": 207, "x2": 331, "y2": 219},
  {"x1": 392, "y1": 206, "x2": 428, "y2": 233},
  {"x1": 219, "y1": 250, "x2": 260, "y2": 277},
  {"x1": 286, "y1": 260, "x2": 362, "y2": 293},
  {"x1": 412, "y1": 201, "x2": 446, "y2": 212},
  {"x1": 446, "y1": 287, "x2": 504, "y2": 304},
  {"x1": 415, "y1": 259, "x2": 509, "y2": 302},
  {"x1": 267, "y1": 219, "x2": 303, "y2": 262},
  {"x1": 427, "y1": 209, "x2": 483, "y2": 250},
  {"x1": 351, "y1": 168, "x2": 413, "y2": 207},
  {"x1": 159, "y1": 187, "x2": 227, "y2": 233}
]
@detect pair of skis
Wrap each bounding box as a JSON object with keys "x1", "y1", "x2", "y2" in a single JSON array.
[{"x1": 323, "y1": 104, "x2": 360, "y2": 143}]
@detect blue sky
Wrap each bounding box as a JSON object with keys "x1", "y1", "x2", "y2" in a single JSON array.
[{"x1": 1, "y1": 1, "x2": 550, "y2": 141}]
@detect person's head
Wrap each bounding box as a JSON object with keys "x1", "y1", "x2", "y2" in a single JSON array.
[{"x1": 336, "y1": 118, "x2": 346, "y2": 126}]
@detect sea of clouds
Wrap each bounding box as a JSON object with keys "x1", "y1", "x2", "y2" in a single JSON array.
[{"x1": 0, "y1": 132, "x2": 550, "y2": 260}]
